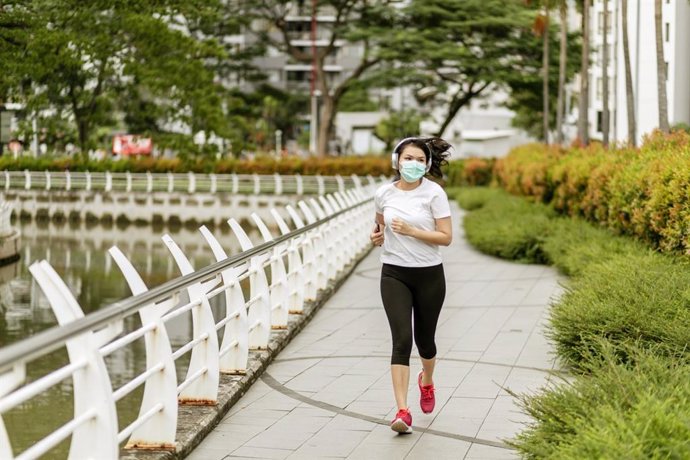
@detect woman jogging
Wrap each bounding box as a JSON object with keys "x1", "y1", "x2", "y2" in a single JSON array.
[{"x1": 370, "y1": 136, "x2": 452, "y2": 434}]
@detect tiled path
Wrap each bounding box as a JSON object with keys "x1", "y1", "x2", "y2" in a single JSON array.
[{"x1": 188, "y1": 203, "x2": 564, "y2": 459}]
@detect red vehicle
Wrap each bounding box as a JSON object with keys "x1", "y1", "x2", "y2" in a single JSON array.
[{"x1": 112, "y1": 134, "x2": 153, "y2": 156}]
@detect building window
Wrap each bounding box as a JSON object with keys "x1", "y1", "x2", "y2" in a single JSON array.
[{"x1": 665, "y1": 23, "x2": 670, "y2": 42}]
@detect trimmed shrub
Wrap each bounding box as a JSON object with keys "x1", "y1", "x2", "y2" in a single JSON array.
[
  {"x1": 461, "y1": 189, "x2": 554, "y2": 264},
  {"x1": 494, "y1": 131, "x2": 690, "y2": 255},
  {"x1": 511, "y1": 345, "x2": 690, "y2": 459},
  {"x1": 548, "y1": 252, "x2": 690, "y2": 368}
]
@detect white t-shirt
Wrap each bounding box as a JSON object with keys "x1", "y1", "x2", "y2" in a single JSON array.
[{"x1": 374, "y1": 178, "x2": 451, "y2": 267}]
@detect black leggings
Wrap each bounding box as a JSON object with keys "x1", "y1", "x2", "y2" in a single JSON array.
[{"x1": 380, "y1": 263, "x2": 446, "y2": 366}]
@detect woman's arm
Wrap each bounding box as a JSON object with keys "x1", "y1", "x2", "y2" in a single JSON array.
[
  {"x1": 370, "y1": 212, "x2": 385, "y2": 246},
  {"x1": 390, "y1": 217, "x2": 452, "y2": 246}
]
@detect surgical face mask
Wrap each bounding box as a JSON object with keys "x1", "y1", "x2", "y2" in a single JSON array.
[{"x1": 399, "y1": 160, "x2": 427, "y2": 183}]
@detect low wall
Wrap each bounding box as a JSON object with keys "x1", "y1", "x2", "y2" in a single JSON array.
[{"x1": 0, "y1": 190, "x2": 298, "y2": 225}]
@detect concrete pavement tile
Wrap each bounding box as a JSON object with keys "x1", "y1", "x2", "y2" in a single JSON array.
[
  {"x1": 186, "y1": 446, "x2": 233, "y2": 460},
  {"x1": 404, "y1": 432, "x2": 472, "y2": 460},
  {"x1": 289, "y1": 427, "x2": 370, "y2": 458},
  {"x1": 229, "y1": 446, "x2": 293, "y2": 459},
  {"x1": 464, "y1": 444, "x2": 518, "y2": 459}
]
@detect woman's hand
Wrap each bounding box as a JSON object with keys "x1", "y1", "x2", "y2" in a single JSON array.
[
  {"x1": 391, "y1": 218, "x2": 416, "y2": 237},
  {"x1": 370, "y1": 223, "x2": 384, "y2": 246}
]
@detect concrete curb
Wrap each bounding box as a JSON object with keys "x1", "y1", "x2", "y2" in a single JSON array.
[{"x1": 121, "y1": 246, "x2": 373, "y2": 460}]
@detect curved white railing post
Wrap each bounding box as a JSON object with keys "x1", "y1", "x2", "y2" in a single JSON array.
[
  {"x1": 198, "y1": 226, "x2": 249, "y2": 374},
  {"x1": 273, "y1": 173, "x2": 282, "y2": 195},
  {"x1": 108, "y1": 247, "x2": 178, "y2": 450},
  {"x1": 251, "y1": 213, "x2": 289, "y2": 330},
  {"x1": 227, "y1": 218, "x2": 271, "y2": 350},
  {"x1": 252, "y1": 174, "x2": 260, "y2": 195},
  {"x1": 29, "y1": 261, "x2": 119, "y2": 460},
  {"x1": 167, "y1": 172, "x2": 174, "y2": 193},
  {"x1": 318, "y1": 196, "x2": 343, "y2": 278},
  {"x1": 24, "y1": 170, "x2": 30, "y2": 190},
  {"x1": 316, "y1": 174, "x2": 325, "y2": 196},
  {"x1": 335, "y1": 174, "x2": 345, "y2": 193},
  {"x1": 4, "y1": 171, "x2": 9, "y2": 191},
  {"x1": 105, "y1": 171, "x2": 112, "y2": 192},
  {"x1": 298, "y1": 200, "x2": 328, "y2": 291},
  {"x1": 146, "y1": 171, "x2": 153, "y2": 193},
  {"x1": 307, "y1": 198, "x2": 338, "y2": 281},
  {"x1": 65, "y1": 170, "x2": 71, "y2": 191},
  {"x1": 188, "y1": 172, "x2": 196, "y2": 194},
  {"x1": 85, "y1": 171, "x2": 92, "y2": 191},
  {"x1": 161, "y1": 235, "x2": 220, "y2": 405},
  {"x1": 285, "y1": 204, "x2": 317, "y2": 301},
  {"x1": 231, "y1": 173, "x2": 239, "y2": 194},
  {"x1": 295, "y1": 173, "x2": 303, "y2": 195},
  {"x1": 45, "y1": 170, "x2": 51, "y2": 190},
  {"x1": 209, "y1": 173, "x2": 217, "y2": 194},
  {"x1": 270, "y1": 209, "x2": 304, "y2": 314}
]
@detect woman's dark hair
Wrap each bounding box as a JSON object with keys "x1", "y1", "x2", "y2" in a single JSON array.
[{"x1": 394, "y1": 136, "x2": 451, "y2": 179}]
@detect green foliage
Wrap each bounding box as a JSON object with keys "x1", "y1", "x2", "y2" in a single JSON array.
[
  {"x1": 0, "y1": 154, "x2": 391, "y2": 176},
  {"x1": 456, "y1": 186, "x2": 690, "y2": 458},
  {"x1": 495, "y1": 131, "x2": 690, "y2": 255},
  {"x1": 461, "y1": 189, "x2": 555, "y2": 263},
  {"x1": 549, "y1": 252, "x2": 690, "y2": 368},
  {"x1": 373, "y1": 110, "x2": 422, "y2": 150},
  {"x1": 442, "y1": 158, "x2": 495, "y2": 188},
  {"x1": 447, "y1": 186, "x2": 502, "y2": 211},
  {"x1": 511, "y1": 345, "x2": 690, "y2": 459},
  {"x1": 338, "y1": 86, "x2": 379, "y2": 112}
]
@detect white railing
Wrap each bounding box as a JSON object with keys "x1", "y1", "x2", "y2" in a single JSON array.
[
  {"x1": 0, "y1": 202, "x2": 12, "y2": 236},
  {"x1": 0, "y1": 179, "x2": 382, "y2": 459},
  {"x1": 2, "y1": 171, "x2": 383, "y2": 195}
]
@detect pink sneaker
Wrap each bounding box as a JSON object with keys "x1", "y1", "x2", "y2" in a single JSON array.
[
  {"x1": 418, "y1": 370, "x2": 435, "y2": 414},
  {"x1": 390, "y1": 408, "x2": 413, "y2": 434}
]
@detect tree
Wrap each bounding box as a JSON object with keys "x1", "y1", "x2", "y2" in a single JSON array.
[
  {"x1": 654, "y1": 0, "x2": 669, "y2": 133},
  {"x1": 504, "y1": 15, "x2": 580, "y2": 139},
  {"x1": 577, "y1": 0, "x2": 590, "y2": 144},
  {"x1": 602, "y1": 0, "x2": 610, "y2": 145},
  {"x1": 380, "y1": 0, "x2": 542, "y2": 138},
  {"x1": 374, "y1": 110, "x2": 422, "y2": 151},
  {"x1": 555, "y1": 0, "x2": 568, "y2": 144},
  {"x1": 245, "y1": 0, "x2": 396, "y2": 157},
  {"x1": 621, "y1": 0, "x2": 637, "y2": 146},
  {"x1": 2, "y1": 0, "x2": 243, "y2": 157}
]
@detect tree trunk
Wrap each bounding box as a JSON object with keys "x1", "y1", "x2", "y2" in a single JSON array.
[
  {"x1": 556, "y1": 0, "x2": 568, "y2": 144},
  {"x1": 654, "y1": 0, "x2": 669, "y2": 132},
  {"x1": 542, "y1": 1, "x2": 550, "y2": 144},
  {"x1": 434, "y1": 83, "x2": 490, "y2": 138},
  {"x1": 578, "y1": 0, "x2": 590, "y2": 144},
  {"x1": 602, "y1": 0, "x2": 610, "y2": 146},
  {"x1": 621, "y1": 0, "x2": 637, "y2": 146},
  {"x1": 317, "y1": 94, "x2": 334, "y2": 157}
]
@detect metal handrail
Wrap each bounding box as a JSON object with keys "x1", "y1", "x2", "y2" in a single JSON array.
[{"x1": 0, "y1": 193, "x2": 368, "y2": 373}]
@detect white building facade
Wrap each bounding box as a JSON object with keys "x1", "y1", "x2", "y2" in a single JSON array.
[{"x1": 589, "y1": 0, "x2": 690, "y2": 145}]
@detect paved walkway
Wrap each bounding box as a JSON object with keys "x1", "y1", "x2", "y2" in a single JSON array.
[{"x1": 188, "y1": 203, "x2": 564, "y2": 460}]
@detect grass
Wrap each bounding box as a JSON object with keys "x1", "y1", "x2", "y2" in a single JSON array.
[{"x1": 452, "y1": 186, "x2": 690, "y2": 458}]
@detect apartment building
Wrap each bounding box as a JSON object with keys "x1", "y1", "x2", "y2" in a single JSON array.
[{"x1": 589, "y1": 0, "x2": 690, "y2": 145}]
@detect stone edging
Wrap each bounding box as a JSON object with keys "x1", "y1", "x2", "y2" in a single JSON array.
[{"x1": 120, "y1": 246, "x2": 373, "y2": 460}]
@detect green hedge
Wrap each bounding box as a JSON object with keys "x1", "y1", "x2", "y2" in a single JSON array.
[
  {"x1": 494, "y1": 130, "x2": 690, "y2": 255},
  {"x1": 0, "y1": 155, "x2": 392, "y2": 176},
  {"x1": 453, "y1": 187, "x2": 690, "y2": 457}
]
